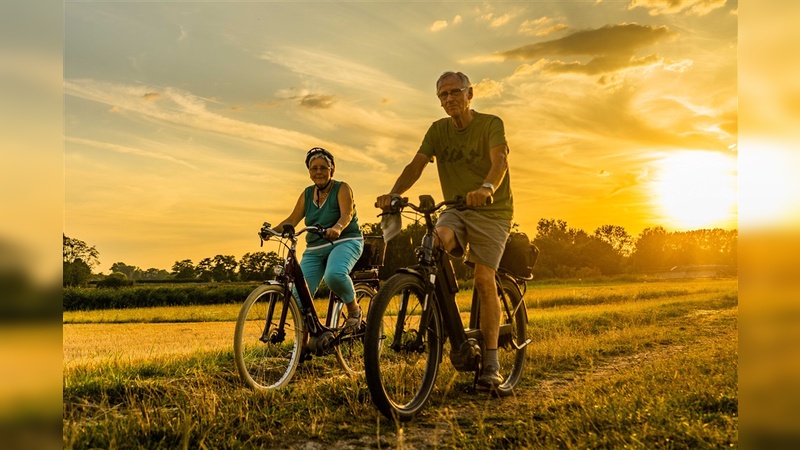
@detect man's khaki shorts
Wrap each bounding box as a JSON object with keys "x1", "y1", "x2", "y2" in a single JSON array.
[{"x1": 436, "y1": 209, "x2": 511, "y2": 271}]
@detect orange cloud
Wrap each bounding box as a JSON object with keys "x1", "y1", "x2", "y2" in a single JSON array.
[
  {"x1": 628, "y1": 0, "x2": 728, "y2": 16},
  {"x1": 498, "y1": 23, "x2": 677, "y2": 76},
  {"x1": 142, "y1": 92, "x2": 161, "y2": 101}
]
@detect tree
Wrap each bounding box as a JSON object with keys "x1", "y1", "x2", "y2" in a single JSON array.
[
  {"x1": 593, "y1": 225, "x2": 633, "y2": 258},
  {"x1": 240, "y1": 251, "x2": 282, "y2": 281},
  {"x1": 630, "y1": 227, "x2": 673, "y2": 273},
  {"x1": 63, "y1": 259, "x2": 92, "y2": 287},
  {"x1": 63, "y1": 234, "x2": 99, "y2": 267},
  {"x1": 212, "y1": 255, "x2": 239, "y2": 282},
  {"x1": 197, "y1": 258, "x2": 214, "y2": 282},
  {"x1": 195, "y1": 255, "x2": 239, "y2": 282},
  {"x1": 141, "y1": 268, "x2": 170, "y2": 280},
  {"x1": 110, "y1": 262, "x2": 140, "y2": 280},
  {"x1": 63, "y1": 234, "x2": 99, "y2": 286},
  {"x1": 96, "y1": 272, "x2": 133, "y2": 288},
  {"x1": 360, "y1": 222, "x2": 382, "y2": 236},
  {"x1": 172, "y1": 259, "x2": 197, "y2": 280}
]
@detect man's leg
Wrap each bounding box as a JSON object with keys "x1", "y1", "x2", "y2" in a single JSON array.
[
  {"x1": 474, "y1": 263, "x2": 500, "y2": 348},
  {"x1": 435, "y1": 226, "x2": 462, "y2": 257},
  {"x1": 474, "y1": 262, "x2": 503, "y2": 388}
]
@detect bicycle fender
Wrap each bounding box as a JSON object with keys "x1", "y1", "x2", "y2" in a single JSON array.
[{"x1": 395, "y1": 267, "x2": 425, "y2": 280}]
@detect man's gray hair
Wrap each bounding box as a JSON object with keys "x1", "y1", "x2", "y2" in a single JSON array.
[{"x1": 436, "y1": 71, "x2": 471, "y2": 91}]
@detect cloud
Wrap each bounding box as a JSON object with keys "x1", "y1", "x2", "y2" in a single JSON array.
[
  {"x1": 430, "y1": 20, "x2": 448, "y2": 32},
  {"x1": 473, "y1": 78, "x2": 504, "y2": 99},
  {"x1": 493, "y1": 23, "x2": 677, "y2": 77},
  {"x1": 501, "y1": 23, "x2": 676, "y2": 60},
  {"x1": 274, "y1": 86, "x2": 337, "y2": 109},
  {"x1": 519, "y1": 17, "x2": 568, "y2": 37},
  {"x1": 476, "y1": 5, "x2": 518, "y2": 28},
  {"x1": 628, "y1": 0, "x2": 728, "y2": 16},
  {"x1": 300, "y1": 94, "x2": 336, "y2": 109},
  {"x1": 66, "y1": 136, "x2": 198, "y2": 169},
  {"x1": 259, "y1": 48, "x2": 416, "y2": 97},
  {"x1": 539, "y1": 54, "x2": 664, "y2": 76},
  {"x1": 64, "y1": 78, "x2": 384, "y2": 168},
  {"x1": 453, "y1": 15, "x2": 463, "y2": 25}
]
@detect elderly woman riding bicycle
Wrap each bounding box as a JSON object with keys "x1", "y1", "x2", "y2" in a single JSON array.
[{"x1": 271, "y1": 147, "x2": 364, "y2": 330}]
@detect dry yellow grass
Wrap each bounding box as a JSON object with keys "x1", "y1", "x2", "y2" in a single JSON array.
[{"x1": 63, "y1": 321, "x2": 236, "y2": 367}]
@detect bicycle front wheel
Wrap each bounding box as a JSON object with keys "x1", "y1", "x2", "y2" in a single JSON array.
[
  {"x1": 333, "y1": 283, "x2": 377, "y2": 376},
  {"x1": 234, "y1": 284, "x2": 306, "y2": 390},
  {"x1": 364, "y1": 273, "x2": 442, "y2": 421}
]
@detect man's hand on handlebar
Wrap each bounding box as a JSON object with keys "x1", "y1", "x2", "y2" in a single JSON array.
[
  {"x1": 465, "y1": 187, "x2": 494, "y2": 208},
  {"x1": 375, "y1": 193, "x2": 403, "y2": 212}
]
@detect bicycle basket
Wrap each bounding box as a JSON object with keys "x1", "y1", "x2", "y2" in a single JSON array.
[
  {"x1": 353, "y1": 235, "x2": 386, "y2": 271},
  {"x1": 498, "y1": 232, "x2": 539, "y2": 280}
]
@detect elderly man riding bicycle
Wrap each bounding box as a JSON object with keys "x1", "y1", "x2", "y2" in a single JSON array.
[{"x1": 376, "y1": 71, "x2": 514, "y2": 390}]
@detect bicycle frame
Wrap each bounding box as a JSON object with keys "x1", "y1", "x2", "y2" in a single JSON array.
[
  {"x1": 262, "y1": 225, "x2": 369, "y2": 356},
  {"x1": 391, "y1": 196, "x2": 530, "y2": 372}
]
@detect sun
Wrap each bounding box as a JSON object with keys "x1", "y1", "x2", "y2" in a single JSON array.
[{"x1": 651, "y1": 150, "x2": 737, "y2": 230}]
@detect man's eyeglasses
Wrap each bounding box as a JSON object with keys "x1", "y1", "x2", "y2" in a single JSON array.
[
  {"x1": 437, "y1": 87, "x2": 468, "y2": 101},
  {"x1": 309, "y1": 166, "x2": 331, "y2": 173}
]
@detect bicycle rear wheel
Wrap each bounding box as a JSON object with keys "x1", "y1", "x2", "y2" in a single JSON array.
[
  {"x1": 333, "y1": 283, "x2": 377, "y2": 376},
  {"x1": 495, "y1": 278, "x2": 527, "y2": 396},
  {"x1": 364, "y1": 273, "x2": 442, "y2": 421},
  {"x1": 234, "y1": 284, "x2": 306, "y2": 390}
]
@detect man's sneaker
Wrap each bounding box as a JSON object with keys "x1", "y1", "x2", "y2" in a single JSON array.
[
  {"x1": 342, "y1": 306, "x2": 362, "y2": 334},
  {"x1": 476, "y1": 365, "x2": 504, "y2": 390}
]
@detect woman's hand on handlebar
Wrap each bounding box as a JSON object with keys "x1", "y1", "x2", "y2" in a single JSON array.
[{"x1": 323, "y1": 225, "x2": 342, "y2": 240}]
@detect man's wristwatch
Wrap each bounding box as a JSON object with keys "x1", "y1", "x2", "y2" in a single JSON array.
[{"x1": 481, "y1": 182, "x2": 495, "y2": 193}]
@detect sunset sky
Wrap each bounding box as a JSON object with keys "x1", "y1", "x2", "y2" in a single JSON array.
[{"x1": 63, "y1": 0, "x2": 739, "y2": 273}]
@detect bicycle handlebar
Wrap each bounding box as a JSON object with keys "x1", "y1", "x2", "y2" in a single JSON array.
[
  {"x1": 258, "y1": 222, "x2": 327, "y2": 243},
  {"x1": 377, "y1": 194, "x2": 492, "y2": 216}
]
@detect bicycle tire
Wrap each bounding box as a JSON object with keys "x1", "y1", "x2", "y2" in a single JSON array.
[
  {"x1": 364, "y1": 273, "x2": 443, "y2": 421},
  {"x1": 494, "y1": 278, "x2": 527, "y2": 396},
  {"x1": 333, "y1": 283, "x2": 377, "y2": 376},
  {"x1": 234, "y1": 284, "x2": 307, "y2": 390}
]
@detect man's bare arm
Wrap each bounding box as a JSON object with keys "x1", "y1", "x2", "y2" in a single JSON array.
[
  {"x1": 466, "y1": 144, "x2": 509, "y2": 207},
  {"x1": 377, "y1": 153, "x2": 430, "y2": 209}
]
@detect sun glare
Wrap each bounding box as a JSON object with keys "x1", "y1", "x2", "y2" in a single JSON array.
[{"x1": 651, "y1": 150, "x2": 737, "y2": 230}]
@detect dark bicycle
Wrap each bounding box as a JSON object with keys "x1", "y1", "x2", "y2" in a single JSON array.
[
  {"x1": 364, "y1": 195, "x2": 531, "y2": 420},
  {"x1": 234, "y1": 223, "x2": 384, "y2": 390}
]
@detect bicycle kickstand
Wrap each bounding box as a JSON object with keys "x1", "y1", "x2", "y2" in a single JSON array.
[{"x1": 470, "y1": 356, "x2": 483, "y2": 392}]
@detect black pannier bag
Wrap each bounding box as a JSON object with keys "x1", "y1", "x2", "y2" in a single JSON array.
[
  {"x1": 352, "y1": 235, "x2": 386, "y2": 271},
  {"x1": 498, "y1": 232, "x2": 539, "y2": 280}
]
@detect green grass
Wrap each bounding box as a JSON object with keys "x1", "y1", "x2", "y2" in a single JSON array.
[{"x1": 63, "y1": 278, "x2": 737, "y2": 449}]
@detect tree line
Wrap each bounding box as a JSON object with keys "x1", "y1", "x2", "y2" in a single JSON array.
[{"x1": 63, "y1": 219, "x2": 737, "y2": 287}]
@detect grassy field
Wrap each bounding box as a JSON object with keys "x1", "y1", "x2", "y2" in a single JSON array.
[{"x1": 63, "y1": 278, "x2": 737, "y2": 449}]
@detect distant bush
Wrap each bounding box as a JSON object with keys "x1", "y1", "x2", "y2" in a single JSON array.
[
  {"x1": 96, "y1": 272, "x2": 134, "y2": 288},
  {"x1": 63, "y1": 283, "x2": 259, "y2": 311}
]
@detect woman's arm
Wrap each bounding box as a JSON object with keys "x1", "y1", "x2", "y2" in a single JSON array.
[{"x1": 325, "y1": 182, "x2": 355, "y2": 240}]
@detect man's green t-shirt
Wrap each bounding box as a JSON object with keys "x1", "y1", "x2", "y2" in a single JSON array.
[{"x1": 418, "y1": 110, "x2": 513, "y2": 219}]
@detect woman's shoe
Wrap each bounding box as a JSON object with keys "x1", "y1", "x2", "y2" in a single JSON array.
[{"x1": 342, "y1": 306, "x2": 362, "y2": 334}]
